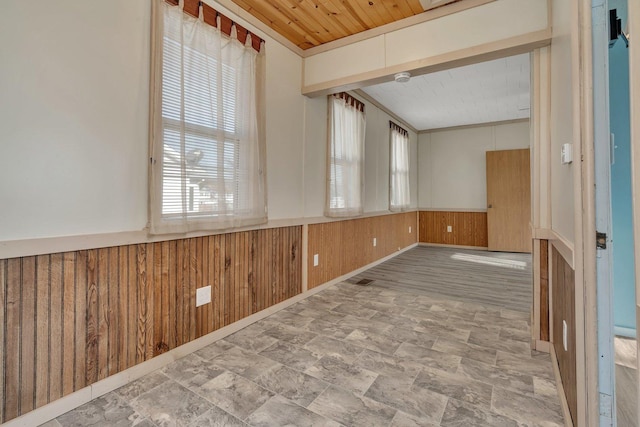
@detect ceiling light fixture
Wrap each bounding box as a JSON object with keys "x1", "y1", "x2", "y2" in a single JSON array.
[{"x1": 394, "y1": 72, "x2": 411, "y2": 83}]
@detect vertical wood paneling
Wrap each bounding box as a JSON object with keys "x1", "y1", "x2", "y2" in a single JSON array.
[
  {"x1": 62, "y1": 253, "x2": 76, "y2": 395},
  {"x1": 117, "y1": 247, "x2": 128, "y2": 373},
  {"x1": 97, "y1": 249, "x2": 109, "y2": 380},
  {"x1": 127, "y1": 246, "x2": 137, "y2": 369},
  {"x1": 160, "y1": 241, "x2": 170, "y2": 353},
  {"x1": 74, "y1": 251, "x2": 87, "y2": 390},
  {"x1": 0, "y1": 259, "x2": 5, "y2": 423},
  {"x1": 35, "y1": 255, "x2": 50, "y2": 407},
  {"x1": 307, "y1": 212, "x2": 417, "y2": 289},
  {"x1": 540, "y1": 239, "x2": 549, "y2": 341},
  {"x1": 552, "y1": 246, "x2": 577, "y2": 425},
  {"x1": 153, "y1": 243, "x2": 163, "y2": 356},
  {"x1": 107, "y1": 248, "x2": 118, "y2": 378},
  {"x1": 5, "y1": 259, "x2": 21, "y2": 420},
  {"x1": 135, "y1": 245, "x2": 147, "y2": 364},
  {"x1": 20, "y1": 257, "x2": 36, "y2": 413},
  {"x1": 49, "y1": 253, "x2": 63, "y2": 401},
  {"x1": 0, "y1": 226, "x2": 302, "y2": 423},
  {"x1": 418, "y1": 211, "x2": 488, "y2": 247},
  {"x1": 86, "y1": 250, "x2": 98, "y2": 385},
  {"x1": 145, "y1": 243, "x2": 155, "y2": 359}
]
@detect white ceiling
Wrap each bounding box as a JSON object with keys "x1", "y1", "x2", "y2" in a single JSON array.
[{"x1": 361, "y1": 53, "x2": 531, "y2": 131}]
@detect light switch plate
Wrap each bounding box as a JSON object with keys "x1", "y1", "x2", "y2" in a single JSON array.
[
  {"x1": 196, "y1": 285, "x2": 212, "y2": 307},
  {"x1": 313, "y1": 254, "x2": 319, "y2": 267},
  {"x1": 447, "y1": 225, "x2": 452, "y2": 233},
  {"x1": 373, "y1": 238, "x2": 377, "y2": 247},
  {"x1": 563, "y1": 320, "x2": 568, "y2": 351}
]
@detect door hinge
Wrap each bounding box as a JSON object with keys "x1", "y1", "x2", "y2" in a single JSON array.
[{"x1": 596, "y1": 231, "x2": 607, "y2": 249}]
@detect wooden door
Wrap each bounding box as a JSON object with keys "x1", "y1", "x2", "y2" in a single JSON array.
[{"x1": 486, "y1": 148, "x2": 531, "y2": 253}]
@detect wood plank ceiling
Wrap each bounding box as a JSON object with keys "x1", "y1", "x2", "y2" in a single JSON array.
[{"x1": 229, "y1": 0, "x2": 461, "y2": 50}]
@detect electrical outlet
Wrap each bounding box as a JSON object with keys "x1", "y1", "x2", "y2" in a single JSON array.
[
  {"x1": 447, "y1": 225, "x2": 452, "y2": 233},
  {"x1": 563, "y1": 320, "x2": 568, "y2": 351},
  {"x1": 196, "y1": 285, "x2": 211, "y2": 307},
  {"x1": 409, "y1": 226, "x2": 412, "y2": 233},
  {"x1": 373, "y1": 238, "x2": 377, "y2": 247},
  {"x1": 313, "y1": 254, "x2": 319, "y2": 267}
]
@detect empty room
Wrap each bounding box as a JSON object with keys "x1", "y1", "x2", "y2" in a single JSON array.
[{"x1": 1, "y1": 0, "x2": 638, "y2": 426}]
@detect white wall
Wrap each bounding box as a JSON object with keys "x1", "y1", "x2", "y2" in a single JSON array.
[
  {"x1": 264, "y1": 41, "x2": 305, "y2": 220},
  {"x1": 303, "y1": 0, "x2": 548, "y2": 90},
  {"x1": 0, "y1": 1, "x2": 151, "y2": 241},
  {"x1": 0, "y1": 0, "x2": 307, "y2": 242},
  {"x1": 303, "y1": 93, "x2": 419, "y2": 218},
  {"x1": 418, "y1": 121, "x2": 530, "y2": 209},
  {"x1": 548, "y1": 0, "x2": 575, "y2": 244}
]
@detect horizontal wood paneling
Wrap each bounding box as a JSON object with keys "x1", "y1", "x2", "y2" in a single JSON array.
[
  {"x1": 0, "y1": 226, "x2": 302, "y2": 423},
  {"x1": 551, "y1": 246, "x2": 576, "y2": 426},
  {"x1": 307, "y1": 212, "x2": 417, "y2": 289},
  {"x1": 418, "y1": 211, "x2": 488, "y2": 247}
]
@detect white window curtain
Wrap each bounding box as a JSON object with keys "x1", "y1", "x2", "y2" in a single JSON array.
[
  {"x1": 326, "y1": 93, "x2": 366, "y2": 217},
  {"x1": 149, "y1": 0, "x2": 267, "y2": 234},
  {"x1": 389, "y1": 122, "x2": 410, "y2": 211}
]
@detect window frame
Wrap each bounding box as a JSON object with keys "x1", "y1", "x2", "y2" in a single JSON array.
[
  {"x1": 389, "y1": 122, "x2": 410, "y2": 212},
  {"x1": 148, "y1": 0, "x2": 267, "y2": 235},
  {"x1": 325, "y1": 93, "x2": 366, "y2": 218}
]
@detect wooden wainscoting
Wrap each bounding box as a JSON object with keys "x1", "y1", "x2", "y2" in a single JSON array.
[
  {"x1": 418, "y1": 211, "x2": 488, "y2": 247},
  {"x1": 551, "y1": 245, "x2": 577, "y2": 426},
  {"x1": 540, "y1": 239, "x2": 549, "y2": 341},
  {"x1": 307, "y1": 212, "x2": 417, "y2": 289},
  {"x1": 0, "y1": 226, "x2": 302, "y2": 424}
]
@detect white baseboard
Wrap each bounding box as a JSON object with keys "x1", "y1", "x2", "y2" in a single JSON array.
[{"x1": 1, "y1": 243, "x2": 418, "y2": 427}]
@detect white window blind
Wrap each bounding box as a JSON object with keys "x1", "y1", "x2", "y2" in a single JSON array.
[
  {"x1": 390, "y1": 122, "x2": 410, "y2": 211},
  {"x1": 149, "y1": 0, "x2": 266, "y2": 234},
  {"x1": 326, "y1": 93, "x2": 365, "y2": 217}
]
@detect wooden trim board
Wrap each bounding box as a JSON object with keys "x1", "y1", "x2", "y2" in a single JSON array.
[{"x1": 0, "y1": 210, "x2": 419, "y2": 260}]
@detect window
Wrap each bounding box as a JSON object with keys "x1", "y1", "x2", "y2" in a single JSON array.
[
  {"x1": 326, "y1": 93, "x2": 366, "y2": 217},
  {"x1": 149, "y1": 0, "x2": 266, "y2": 234},
  {"x1": 389, "y1": 122, "x2": 410, "y2": 211}
]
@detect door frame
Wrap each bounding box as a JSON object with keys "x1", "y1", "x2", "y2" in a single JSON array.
[
  {"x1": 627, "y1": 0, "x2": 640, "y2": 421},
  {"x1": 591, "y1": 0, "x2": 616, "y2": 425}
]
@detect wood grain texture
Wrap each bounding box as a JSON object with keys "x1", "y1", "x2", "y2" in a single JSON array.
[
  {"x1": 0, "y1": 226, "x2": 302, "y2": 423},
  {"x1": 307, "y1": 212, "x2": 418, "y2": 289},
  {"x1": 418, "y1": 211, "x2": 488, "y2": 247},
  {"x1": 540, "y1": 239, "x2": 549, "y2": 341},
  {"x1": 552, "y1": 246, "x2": 577, "y2": 426},
  {"x1": 229, "y1": 0, "x2": 445, "y2": 49},
  {"x1": 486, "y1": 148, "x2": 532, "y2": 253}
]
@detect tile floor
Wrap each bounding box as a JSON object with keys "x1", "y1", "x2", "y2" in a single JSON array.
[
  {"x1": 615, "y1": 336, "x2": 638, "y2": 427},
  {"x1": 42, "y1": 249, "x2": 564, "y2": 426}
]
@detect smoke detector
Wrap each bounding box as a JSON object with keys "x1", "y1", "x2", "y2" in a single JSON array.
[{"x1": 394, "y1": 72, "x2": 411, "y2": 83}]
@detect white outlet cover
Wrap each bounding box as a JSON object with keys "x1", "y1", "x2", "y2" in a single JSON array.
[
  {"x1": 447, "y1": 226, "x2": 452, "y2": 232},
  {"x1": 196, "y1": 285, "x2": 212, "y2": 307},
  {"x1": 409, "y1": 226, "x2": 412, "y2": 233},
  {"x1": 313, "y1": 254, "x2": 319, "y2": 267},
  {"x1": 563, "y1": 320, "x2": 568, "y2": 351},
  {"x1": 373, "y1": 238, "x2": 377, "y2": 247}
]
